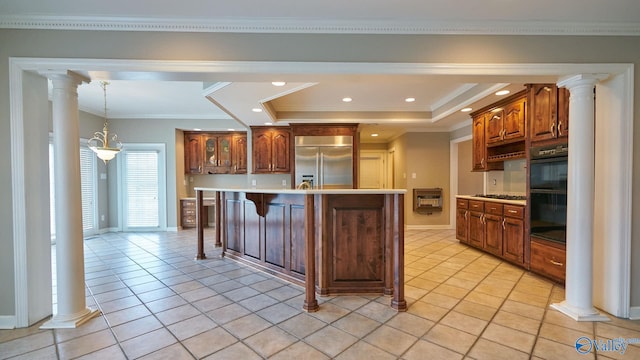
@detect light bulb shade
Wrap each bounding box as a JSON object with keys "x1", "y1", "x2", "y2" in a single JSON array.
[{"x1": 90, "y1": 146, "x2": 120, "y2": 163}]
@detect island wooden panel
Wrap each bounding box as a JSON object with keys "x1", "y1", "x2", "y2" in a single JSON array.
[
  {"x1": 320, "y1": 195, "x2": 386, "y2": 294},
  {"x1": 199, "y1": 189, "x2": 406, "y2": 311}
]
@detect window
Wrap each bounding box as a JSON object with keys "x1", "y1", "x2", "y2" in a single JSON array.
[{"x1": 119, "y1": 144, "x2": 166, "y2": 231}]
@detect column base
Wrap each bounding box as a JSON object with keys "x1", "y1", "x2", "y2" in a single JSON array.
[
  {"x1": 550, "y1": 301, "x2": 610, "y2": 322},
  {"x1": 40, "y1": 307, "x2": 101, "y2": 329}
]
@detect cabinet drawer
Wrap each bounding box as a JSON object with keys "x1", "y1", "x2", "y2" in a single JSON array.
[
  {"x1": 469, "y1": 200, "x2": 484, "y2": 212},
  {"x1": 503, "y1": 205, "x2": 524, "y2": 219},
  {"x1": 183, "y1": 209, "x2": 196, "y2": 216},
  {"x1": 456, "y1": 199, "x2": 469, "y2": 209},
  {"x1": 485, "y1": 202, "x2": 503, "y2": 215},
  {"x1": 181, "y1": 200, "x2": 196, "y2": 208},
  {"x1": 530, "y1": 239, "x2": 566, "y2": 282}
]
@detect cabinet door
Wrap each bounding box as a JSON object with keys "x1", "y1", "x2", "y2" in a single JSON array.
[
  {"x1": 203, "y1": 135, "x2": 218, "y2": 173},
  {"x1": 503, "y1": 98, "x2": 526, "y2": 141},
  {"x1": 557, "y1": 87, "x2": 570, "y2": 139},
  {"x1": 185, "y1": 133, "x2": 203, "y2": 174},
  {"x1": 456, "y1": 209, "x2": 468, "y2": 243},
  {"x1": 232, "y1": 134, "x2": 248, "y2": 174},
  {"x1": 484, "y1": 214, "x2": 503, "y2": 256},
  {"x1": 503, "y1": 217, "x2": 524, "y2": 264},
  {"x1": 217, "y1": 135, "x2": 232, "y2": 169},
  {"x1": 271, "y1": 130, "x2": 290, "y2": 173},
  {"x1": 529, "y1": 84, "x2": 558, "y2": 142},
  {"x1": 252, "y1": 130, "x2": 272, "y2": 173},
  {"x1": 485, "y1": 110, "x2": 504, "y2": 145},
  {"x1": 472, "y1": 115, "x2": 487, "y2": 171},
  {"x1": 468, "y1": 211, "x2": 484, "y2": 248}
]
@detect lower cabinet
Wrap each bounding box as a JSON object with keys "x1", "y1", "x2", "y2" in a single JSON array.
[
  {"x1": 456, "y1": 197, "x2": 525, "y2": 267},
  {"x1": 530, "y1": 237, "x2": 566, "y2": 283},
  {"x1": 455, "y1": 199, "x2": 469, "y2": 243},
  {"x1": 180, "y1": 199, "x2": 213, "y2": 228},
  {"x1": 502, "y1": 205, "x2": 524, "y2": 264}
]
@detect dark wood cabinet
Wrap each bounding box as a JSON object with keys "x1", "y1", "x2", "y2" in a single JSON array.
[
  {"x1": 184, "y1": 131, "x2": 247, "y2": 175},
  {"x1": 528, "y1": 84, "x2": 570, "y2": 144},
  {"x1": 181, "y1": 198, "x2": 213, "y2": 228},
  {"x1": 530, "y1": 237, "x2": 566, "y2": 283},
  {"x1": 455, "y1": 199, "x2": 469, "y2": 243},
  {"x1": 251, "y1": 127, "x2": 291, "y2": 174},
  {"x1": 502, "y1": 204, "x2": 524, "y2": 264},
  {"x1": 203, "y1": 133, "x2": 232, "y2": 174},
  {"x1": 457, "y1": 198, "x2": 525, "y2": 266},
  {"x1": 472, "y1": 115, "x2": 487, "y2": 171},
  {"x1": 485, "y1": 97, "x2": 526, "y2": 145},
  {"x1": 467, "y1": 200, "x2": 485, "y2": 248},
  {"x1": 484, "y1": 202, "x2": 504, "y2": 257},
  {"x1": 232, "y1": 134, "x2": 248, "y2": 174},
  {"x1": 185, "y1": 133, "x2": 204, "y2": 174},
  {"x1": 471, "y1": 91, "x2": 525, "y2": 171},
  {"x1": 503, "y1": 97, "x2": 527, "y2": 141}
]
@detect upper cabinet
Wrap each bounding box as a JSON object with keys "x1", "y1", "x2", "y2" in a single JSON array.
[
  {"x1": 470, "y1": 90, "x2": 526, "y2": 171},
  {"x1": 185, "y1": 133, "x2": 204, "y2": 174},
  {"x1": 251, "y1": 127, "x2": 291, "y2": 174},
  {"x1": 184, "y1": 131, "x2": 247, "y2": 175},
  {"x1": 472, "y1": 114, "x2": 488, "y2": 171},
  {"x1": 528, "y1": 84, "x2": 569, "y2": 144}
]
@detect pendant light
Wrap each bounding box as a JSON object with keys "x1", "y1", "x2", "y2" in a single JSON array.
[{"x1": 88, "y1": 81, "x2": 122, "y2": 163}]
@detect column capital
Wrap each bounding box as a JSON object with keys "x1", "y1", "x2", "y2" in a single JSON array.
[
  {"x1": 557, "y1": 73, "x2": 608, "y2": 89},
  {"x1": 38, "y1": 70, "x2": 90, "y2": 87}
]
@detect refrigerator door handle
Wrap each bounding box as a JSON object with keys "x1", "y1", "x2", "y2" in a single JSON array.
[
  {"x1": 321, "y1": 152, "x2": 326, "y2": 189},
  {"x1": 316, "y1": 152, "x2": 321, "y2": 189}
]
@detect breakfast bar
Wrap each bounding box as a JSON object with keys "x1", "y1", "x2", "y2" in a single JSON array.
[{"x1": 194, "y1": 187, "x2": 407, "y2": 312}]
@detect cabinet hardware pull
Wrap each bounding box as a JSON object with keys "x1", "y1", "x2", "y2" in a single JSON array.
[
  {"x1": 490, "y1": 207, "x2": 496, "y2": 211},
  {"x1": 558, "y1": 121, "x2": 563, "y2": 136},
  {"x1": 550, "y1": 122, "x2": 556, "y2": 137},
  {"x1": 481, "y1": 157, "x2": 484, "y2": 166},
  {"x1": 464, "y1": 211, "x2": 468, "y2": 220},
  {"x1": 502, "y1": 219, "x2": 506, "y2": 230},
  {"x1": 508, "y1": 210, "x2": 518, "y2": 214},
  {"x1": 549, "y1": 259, "x2": 564, "y2": 266}
]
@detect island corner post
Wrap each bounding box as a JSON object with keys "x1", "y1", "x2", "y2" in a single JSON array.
[{"x1": 194, "y1": 187, "x2": 406, "y2": 312}]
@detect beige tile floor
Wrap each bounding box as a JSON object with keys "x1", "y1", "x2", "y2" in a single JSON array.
[{"x1": 1, "y1": 229, "x2": 639, "y2": 359}]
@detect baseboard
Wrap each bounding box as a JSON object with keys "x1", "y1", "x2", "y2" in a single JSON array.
[
  {"x1": 98, "y1": 227, "x2": 119, "y2": 234},
  {"x1": 629, "y1": 306, "x2": 640, "y2": 320},
  {"x1": 0, "y1": 315, "x2": 16, "y2": 329},
  {"x1": 166, "y1": 227, "x2": 178, "y2": 232},
  {"x1": 406, "y1": 224, "x2": 454, "y2": 230}
]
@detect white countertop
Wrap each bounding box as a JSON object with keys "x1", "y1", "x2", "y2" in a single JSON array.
[
  {"x1": 194, "y1": 187, "x2": 407, "y2": 195},
  {"x1": 456, "y1": 195, "x2": 526, "y2": 206}
]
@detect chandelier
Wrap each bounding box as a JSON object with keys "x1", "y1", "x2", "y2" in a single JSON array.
[{"x1": 88, "y1": 81, "x2": 122, "y2": 163}]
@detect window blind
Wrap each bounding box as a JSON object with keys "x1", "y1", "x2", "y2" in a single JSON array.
[{"x1": 125, "y1": 150, "x2": 159, "y2": 228}]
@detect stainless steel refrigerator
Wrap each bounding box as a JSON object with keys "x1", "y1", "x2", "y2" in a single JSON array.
[{"x1": 294, "y1": 135, "x2": 353, "y2": 189}]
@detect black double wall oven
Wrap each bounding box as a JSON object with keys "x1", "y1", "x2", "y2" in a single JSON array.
[{"x1": 529, "y1": 143, "x2": 568, "y2": 244}]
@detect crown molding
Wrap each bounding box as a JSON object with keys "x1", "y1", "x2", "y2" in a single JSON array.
[{"x1": 1, "y1": 15, "x2": 639, "y2": 36}]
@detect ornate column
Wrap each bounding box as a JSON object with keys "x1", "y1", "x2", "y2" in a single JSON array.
[
  {"x1": 551, "y1": 74, "x2": 609, "y2": 321},
  {"x1": 41, "y1": 71, "x2": 100, "y2": 329}
]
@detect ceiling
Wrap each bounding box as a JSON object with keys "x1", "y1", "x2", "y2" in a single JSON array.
[{"x1": 8, "y1": 1, "x2": 640, "y2": 143}]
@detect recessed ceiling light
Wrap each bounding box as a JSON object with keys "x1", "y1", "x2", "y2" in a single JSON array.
[
  {"x1": 193, "y1": 128, "x2": 202, "y2": 131},
  {"x1": 371, "y1": 133, "x2": 379, "y2": 137},
  {"x1": 405, "y1": 97, "x2": 416, "y2": 103},
  {"x1": 227, "y1": 128, "x2": 235, "y2": 131},
  {"x1": 495, "y1": 90, "x2": 510, "y2": 96},
  {"x1": 461, "y1": 107, "x2": 472, "y2": 112},
  {"x1": 342, "y1": 97, "x2": 352, "y2": 103},
  {"x1": 252, "y1": 108, "x2": 263, "y2": 112},
  {"x1": 272, "y1": 81, "x2": 286, "y2": 86},
  {"x1": 264, "y1": 122, "x2": 273, "y2": 125}
]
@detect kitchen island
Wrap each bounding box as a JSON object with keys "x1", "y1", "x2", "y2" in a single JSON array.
[{"x1": 194, "y1": 187, "x2": 407, "y2": 312}]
